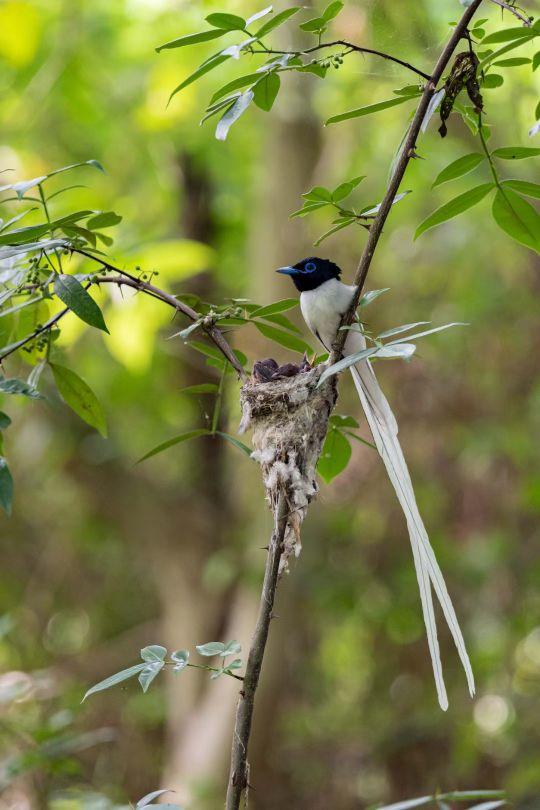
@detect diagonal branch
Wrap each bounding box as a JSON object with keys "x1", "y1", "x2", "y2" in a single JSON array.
[
  {"x1": 489, "y1": 0, "x2": 532, "y2": 26},
  {"x1": 330, "y1": 0, "x2": 486, "y2": 363}
]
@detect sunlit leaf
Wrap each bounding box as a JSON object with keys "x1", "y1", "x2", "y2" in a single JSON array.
[
  {"x1": 326, "y1": 94, "x2": 417, "y2": 125},
  {"x1": 491, "y1": 188, "x2": 540, "y2": 252},
  {"x1": 53, "y1": 274, "x2": 108, "y2": 332},
  {"x1": 138, "y1": 662, "x2": 164, "y2": 693},
  {"x1": 141, "y1": 645, "x2": 167, "y2": 662},
  {"x1": 216, "y1": 90, "x2": 254, "y2": 140},
  {"x1": 374, "y1": 797, "x2": 433, "y2": 810},
  {"x1": 322, "y1": 1, "x2": 344, "y2": 21},
  {"x1": 438, "y1": 791, "x2": 505, "y2": 802},
  {"x1": 482, "y1": 27, "x2": 536, "y2": 45},
  {"x1": 415, "y1": 183, "x2": 494, "y2": 238},
  {"x1": 137, "y1": 789, "x2": 176, "y2": 808},
  {"x1": 206, "y1": 13, "x2": 246, "y2": 31},
  {"x1": 331, "y1": 176, "x2": 365, "y2": 201},
  {"x1": 196, "y1": 641, "x2": 226, "y2": 656},
  {"x1": 211, "y1": 73, "x2": 261, "y2": 103},
  {"x1": 255, "y1": 7, "x2": 300, "y2": 37},
  {"x1": 432, "y1": 153, "x2": 485, "y2": 187},
  {"x1": 246, "y1": 6, "x2": 273, "y2": 27},
  {"x1": 50, "y1": 363, "x2": 107, "y2": 437},
  {"x1": 83, "y1": 663, "x2": 146, "y2": 701},
  {"x1": 249, "y1": 299, "x2": 298, "y2": 318},
  {"x1": 156, "y1": 29, "x2": 227, "y2": 52},
  {"x1": 171, "y1": 650, "x2": 189, "y2": 672},
  {"x1": 378, "y1": 321, "x2": 430, "y2": 339},
  {"x1": 0, "y1": 378, "x2": 43, "y2": 398}
]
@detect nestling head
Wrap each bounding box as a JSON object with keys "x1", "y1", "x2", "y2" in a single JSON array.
[{"x1": 276, "y1": 257, "x2": 342, "y2": 292}]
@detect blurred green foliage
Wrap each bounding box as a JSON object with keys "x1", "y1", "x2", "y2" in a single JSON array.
[{"x1": 0, "y1": 1, "x2": 540, "y2": 809}]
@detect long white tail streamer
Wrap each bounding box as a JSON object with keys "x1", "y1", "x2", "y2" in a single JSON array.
[{"x1": 348, "y1": 346, "x2": 475, "y2": 709}]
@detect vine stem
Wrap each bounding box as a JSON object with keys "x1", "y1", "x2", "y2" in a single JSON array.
[
  {"x1": 225, "y1": 492, "x2": 289, "y2": 810},
  {"x1": 330, "y1": 0, "x2": 486, "y2": 363}
]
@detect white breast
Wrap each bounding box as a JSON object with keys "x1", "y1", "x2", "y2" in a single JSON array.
[{"x1": 300, "y1": 279, "x2": 357, "y2": 350}]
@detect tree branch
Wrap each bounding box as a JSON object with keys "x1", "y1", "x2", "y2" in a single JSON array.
[
  {"x1": 225, "y1": 491, "x2": 288, "y2": 810},
  {"x1": 330, "y1": 0, "x2": 486, "y2": 363},
  {"x1": 252, "y1": 40, "x2": 430, "y2": 80},
  {"x1": 0, "y1": 249, "x2": 248, "y2": 381},
  {"x1": 488, "y1": 0, "x2": 531, "y2": 26}
]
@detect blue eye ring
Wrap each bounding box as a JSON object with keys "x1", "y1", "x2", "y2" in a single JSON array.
[{"x1": 304, "y1": 261, "x2": 316, "y2": 273}]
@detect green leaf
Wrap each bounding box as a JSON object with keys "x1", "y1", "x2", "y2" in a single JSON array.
[
  {"x1": 0, "y1": 378, "x2": 43, "y2": 399},
  {"x1": 378, "y1": 321, "x2": 430, "y2": 339},
  {"x1": 326, "y1": 94, "x2": 417, "y2": 125},
  {"x1": 299, "y1": 17, "x2": 326, "y2": 33},
  {"x1": 168, "y1": 54, "x2": 230, "y2": 102},
  {"x1": 211, "y1": 73, "x2": 261, "y2": 103},
  {"x1": 187, "y1": 341, "x2": 224, "y2": 361},
  {"x1": 216, "y1": 431, "x2": 252, "y2": 457},
  {"x1": 491, "y1": 146, "x2": 540, "y2": 160},
  {"x1": 246, "y1": 7, "x2": 273, "y2": 27},
  {"x1": 329, "y1": 414, "x2": 359, "y2": 428},
  {"x1": 220, "y1": 639, "x2": 241, "y2": 656},
  {"x1": 86, "y1": 211, "x2": 122, "y2": 229},
  {"x1": 50, "y1": 363, "x2": 108, "y2": 437},
  {"x1": 196, "y1": 641, "x2": 226, "y2": 656},
  {"x1": 82, "y1": 663, "x2": 146, "y2": 701},
  {"x1": 493, "y1": 57, "x2": 530, "y2": 66},
  {"x1": 255, "y1": 7, "x2": 300, "y2": 37},
  {"x1": 141, "y1": 645, "x2": 167, "y2": 662},
  {"x1": 317, "y1": 428, "x2": 351, "y2": 483},
  {"x1": 254, "y1": 322, "x2": 312, "y2": 354},
  {"x1": 0, "y1": 457, "x2": 13, "y2": 516},
  {"x1": 156, "y1": 29, "x2": 228, "y2": 52},
  {"x1": 138, "y1": 662, "x2": 164, "y2": 693},
  {"x1": 46, "y1": 160, "x2": 105, "y2": 178},
  {"x1": 0, "y1": 412, "x2": 11, "y2": 429},
  {"x1": 206, "y1": 13, "x2": 246, "y2": 31},
  {"x1": 502, "y1": 179, "x2": 540, "y2": 198},
  {"x1": 171, "y1": 649, "x2": 190, "y2": 671},
  {"x1": 216, "y1": 90, "x2": 254, "y2": 140},
  {"x1": 491, "y1": 188, "x2": 540, "y2": 252},
  {"x1": 253, "y1": 72, "x2": 280, "y2": 111},
  {"x1": 332, "y1": 176, "x2": 366, "y2": 201},
  {"x1": 180, "y1": 383, "x2": 219, "y2": 395},
  {"x1": 261, "y1": 312, "x2": 302, "y2": 333},
  {"x1": 138, "y1": 428, "x2": 210, "y2": 463},
  {"x1": 482, "y1": 27, "x2": 536, "y2": 45},
  {"x1": 249, "y1": 299, "x2": 298, "y2": 318},
  {"x1": 415, "y1": 183, "x2": 494, "y2": 239},
  {"x1": 322, "y1": 0, "x2": 343, "y2": 21},
  {"x1": 314, "y1": 218, "x2": 356, "y2": 245},
  {"x1": 302, "y1": 186, "x2": 333, "y2": 202},
  {"x1": 290, "y1": 201, "x2": 330, "y2": 218},
  {"x1": 482, "y1": 73, "x2": 504, "y2": 88},
  {"x1": 54, "y1": 275, "x2": 108, "y2": 332},
  {"x1": 533, "y1": 51, "x2": 540, "y2": 71},
  {"x1": 432, "y1": 153, "x2": 485, "y2": 188}
]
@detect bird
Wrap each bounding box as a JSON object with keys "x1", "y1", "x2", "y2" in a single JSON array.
[{"x1": 277, "y1": 256, "x2": 474, "y2": 710}]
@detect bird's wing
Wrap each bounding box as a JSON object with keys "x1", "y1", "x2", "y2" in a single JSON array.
[{"x1": 346, "y1": 330, "x2": 474, "y2": 709}]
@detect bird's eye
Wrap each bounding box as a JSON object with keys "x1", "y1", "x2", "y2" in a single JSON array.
[{"x1": 304, "y1": 261, "x2": 316, "y2": 273}]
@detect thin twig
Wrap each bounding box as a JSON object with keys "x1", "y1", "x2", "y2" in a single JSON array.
[
  {"x1": 252, "y1": 39, "x2": 430, "y2": 80},
  {"x1": 225, "y1": 492, "x2": 288, "y2": 810},
  {"x1": 489, "y1": 0, "x2": 532, "y2": 25},
  {"x1": 330, "y1": 0, "x2": 486, "y2": 364}
]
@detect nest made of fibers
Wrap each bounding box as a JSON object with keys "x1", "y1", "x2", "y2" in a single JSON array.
[{"x1": 239, "y1": 365, "x2": 337, "y2": 573}]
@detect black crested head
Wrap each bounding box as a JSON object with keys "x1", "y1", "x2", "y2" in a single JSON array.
[{"x1": 276, "y1": 257, "x2": 342, "y2": 292}]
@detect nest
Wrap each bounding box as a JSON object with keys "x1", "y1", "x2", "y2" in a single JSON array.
[{"x1": 239, "y1": 363, "x2": 337, "y2": 573}]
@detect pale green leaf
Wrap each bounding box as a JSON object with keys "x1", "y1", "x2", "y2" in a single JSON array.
[
  {"x1": 491, "y1": 188, "x2": 540, "y2": 252},
  {"x1": 415, "y1": 183, "x2": 494, "y2": 238},
  {"x1": 50, "y1": 363, "x2": 107, "y2": 437},
  {"x1": 327, "y1": 94, "x2": 417, "y2": 125},
  {"x1": 432, "y1": 153, "x2": 485, "y2": 188},
  {"x1": 83, "y1": 663, "x2": 146, "y2": 701}
]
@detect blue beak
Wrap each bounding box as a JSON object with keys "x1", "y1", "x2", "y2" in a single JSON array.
[{"x1": 276, "y1": 266, "x2": 298, "y2": 276}]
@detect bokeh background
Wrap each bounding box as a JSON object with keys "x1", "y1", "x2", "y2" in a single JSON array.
[{"x1": 1, "y1": 0, "x2": 540, "y2": 808}]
